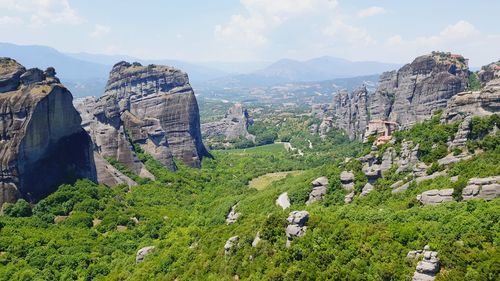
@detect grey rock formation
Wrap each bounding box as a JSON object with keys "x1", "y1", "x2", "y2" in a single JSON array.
[
  {"x1": 226, "y1": 205, "x2": 240, "y2": 224},
  {"x1": 329, "y1": 86, "x2": 370, "y2": 140},
  {"x1": 477, "y1": 61, "x2": 500, "y2": 86},
  {"x1": 285, "y1": 211, "x2": 309, "y2": 247},
  {"x1": 0, "y1": 58, "x2": 97, "y2": 206},
  {"x1": 448, "y1": 116, "x2": 472, "y2": 150},
  {"x1": 462, "y1": 176, "x2": 500, "y2": 201},
  {"x1": 411, "y1": 246, "x2": 440, "y2": 281},
  {"x1": 417, "y1": 189, "x2": 454, "y2": 205},
  {"x1": 325, "y1": 53, "x2": 469, "y2": 139},
  {"x1": 224, "y1": 236, "x2": 239, "y2": 255},
  {"x1": 397, "y1": 141, "x2": 420, "y2": 173},
  {"x1": 306, "y1": 176, "x2": 328, "y2": 205},
  {"x1": 202, "y1": 103, "x2": 255, "y2": 142},
  {"x1": 392, "y1": 171, "x2": 448, "y2": 194},
  {"x1": 75, "y1": 61, "x2": 210, "y2": 184},
  {"x1": 437, "y1": 153, "x2": 472, "y2": 166},
  {"x1": 311, "y1": 103, "x2": 329, "y2": 119},
  {"x1": 136, "y1": 246, "x2": 155, "y2": 263},
  {"x1": 344, "y1": 191, "x2": 355, "y2": 204},
  {"x1": 276, "y1": 192, "x2": 291, "y2": 209},
  {"x1": 380, "y1": 147, "x2": 396, "y2": 172},
  {"x1": 360, "y1": 183, "x2": 374, "y2": 196},
  {"x1": 92, "y1": 152, "x2": 136, "y2": 187},
  {"x1": 252, "y1": 232, "x2": 261, "y2": 247},
  {"x1": 340, "y1": 171, "x2": 355, "y2": 191},
  {"x1": 442, "y1": 76, "x2": 500, "y2": 123}
]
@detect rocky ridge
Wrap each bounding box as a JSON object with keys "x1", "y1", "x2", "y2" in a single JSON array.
[
  {"x1": 202, "y1": 103, "x2": 255, "y2": 143},
  {"x1": 321, "y1": 52, "x2": 470, "y2": 140},
  {"x1": 0, "y1": 58, "x2": 96, "y2": 206},
  {"x1": 75, "y1": 62, "x2": 210, "y2": 186}
]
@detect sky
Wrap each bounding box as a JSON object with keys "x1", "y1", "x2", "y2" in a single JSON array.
[{"x1": 0, "y1": 0, "x2": 498, "y2": 66}]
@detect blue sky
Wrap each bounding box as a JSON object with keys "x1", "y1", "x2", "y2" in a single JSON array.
[{"x1": 0, "y1": 0, "x2": 498, "y2": 66}]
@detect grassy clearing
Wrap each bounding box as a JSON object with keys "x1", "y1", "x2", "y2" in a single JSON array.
[{"x1": 248, "y1": 170, "x2": 303, "y2": 190}]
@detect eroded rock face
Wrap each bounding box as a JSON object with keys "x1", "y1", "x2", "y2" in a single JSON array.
[
  {"x1": 285, "y1": 211, "x2": 309, "y2": 247},
  {"x1": 306, "y1": 176, "x2": 328, "y2": 205},
  {"x1": 344, "y1": 191, "x2": 355, "y2": 204},
  {"x1": 330, "y1": 86, "x2": 370, "y2": 140},
  {"x1": 340, "y1": 171, "x2": 355, "y2": 191},
  {"x1": 75, "y1": 62, "x2": 210, "y2": 182},
  {"x1": 410, "y1": 245, "x2": 440, "y2": 281},
  {"x1": 276, "y1": 192, "x2": 291, "y2": 209},
  {"x1": 0, "y1": 58, "x2": 97, "y2": 206},
  {"x1": 417, "y1": 189, "x2": 454, "y2": 205},
  {"x1": 462, "y1": 176, "x2": 500, "y2": 201},
  {"x1": 477, "y1": 61, "x2": 500, "y2": 86},
  {"x1": 325, "y1": 53, "x2": 469, "y2": 139},
  {"x1": 224, "y1": 236, "x2": 239, "y2": 255},
  {"x1": 226, "y1": 205, "x2": 240, "y2": 224},
  {"x1": 202, "y1": 103, "x2": 255, "y2": 142},
  {"x1": 136, "y1": 246, "x2": 155, "y2": 263},
  {"x1": 442, "y1": 77, "x2": 500, "y2": 123}
]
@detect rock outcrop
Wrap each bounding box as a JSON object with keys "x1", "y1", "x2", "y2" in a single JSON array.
[
  {"x1": 344, "y1": 191, "x2": 355, "y2": 204},
  {"x1": 226, "y1": 205, "x2": 240, "y2": 224},
  {"x1": 462, "y1": 176, "x2": 500, "y2": 201},
  {"x1": 75, "y1": 62, "x2": 210, "y2": 185},
  {"x1": 329, "y1": 86, "x2": 370, "y2": 140},
  {"x1": 477, "y1": 61, "x2": 500, "y2": 86},
  {"x1": 306, "y1": 176, "x2": 328, "y2": 205},
  {"x1": 442, "y1": 76, "x2": 500, "y2": 123},
  {"x1": 202, "y1": 103, "x2": 255, "y2": 142},
  {"x1": 417, "y1": 189, "x2": 454, "y2": 205},
  {"x1": 136, "y1": 246, "x2": 155, "y2": 263},
  {"x1": 323, "y1": 52, "x2": 470, "y2": 139},
  {"x1": 360, "y1": 183, "x2": 374, "y2": 196},
  {"x1": 340, "y1": 171, "x2": 355, "y2": 191},
  {"x1": 0, "y1": 58, "x2": 97, "y2": 206},
  {"x1": 224, "y1": 236, "x2": 239, "y2": 255},
  {"x1": 409, "y1": 245, "x2": 440, "y2": 281},
  {"x1": 285, "y1": 211, "x2": 309, "y2": 247},
  {"x1": 276, "y1": 192, "x2": 291, "y2": 209}
]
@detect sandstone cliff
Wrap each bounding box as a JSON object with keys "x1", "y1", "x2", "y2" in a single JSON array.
[
  {"x1": 0, "y1": 58, "x2": 96, "y2": 206},
  {"x1": 76, "y1": 61, "x2": 209, "y2": 181},
  {"x1": 442, "y1": 76, "x2": 500, "y2": 123},
  {"x1": 201, "y1": 103, "x2": 255, "y2": 142},
  {"x1": 325, "y1": 52, "x2": 470, "y2": 139}
]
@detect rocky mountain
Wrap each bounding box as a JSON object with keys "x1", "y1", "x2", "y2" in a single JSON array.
[
  {"x1": 203, "y1": 57, "x2": 398, "y2": 88},
  {"x1": 75, "y1": 61, "x2": 210, "y2": 184},
  {"x1": 323, "y1": 52, "x2": 471, "y2": 139},
  {"x1": 202, "y1": 103, "x2": 255, "y2": 142},
  {"x1": 0, "y1": 58, "x2": 96, "y2": 207}
]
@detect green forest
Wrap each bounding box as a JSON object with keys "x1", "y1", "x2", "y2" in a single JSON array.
[{"x1": 0, "y1": 114, "x2": 499, "y2": 281}]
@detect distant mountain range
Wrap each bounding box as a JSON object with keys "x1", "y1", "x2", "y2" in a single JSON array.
[
  {"x1": 0, "y1": 42, "x2": 401, "y2": 97},
  {"x1": 199, "y1": 57, "x2": 400, "y2": 88}
]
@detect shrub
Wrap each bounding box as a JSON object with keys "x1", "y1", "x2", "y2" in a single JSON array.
[{"x1": 3, "y1": 199, "x2": 32, "y2": 217}]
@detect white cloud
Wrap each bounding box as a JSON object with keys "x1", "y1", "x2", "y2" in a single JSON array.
[
  {"x1": 215, "y1": 0, "x2": 338, "y2": 46},
  {"x1": 90, "y1": 24, "x2": 111, "y2": 38},
  {"x1": 0, "y1": 0, "x2": 83, "y2": 26},
  {"x1": 323, "y1": 18, "x2": 375, "y2": 45},
  {"x1": 381, "y1": 20, "x2": 500, "y2": 66},
  {"x1": 215, "y1": 14, "x2": 268, "y2": 47},
  {"x1": 357, "y1": 6, "x2": 386, "y2": 18},
  {"x1": 386, "y1": 20, "x2": 481, "y2": 47},
  {"x1": 0, "y1": 15, "x2": 23, "y2": 25}
]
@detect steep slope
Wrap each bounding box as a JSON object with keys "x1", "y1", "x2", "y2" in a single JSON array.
[
  {"x1": 76, "y1": 61, "x2": 210, "y2": 180},
  {"x1": 0, "y1": 58, "x2": 96, "y2": 206},
  {"x1": 326, "y1": 52, "x2": 470, "y2": 139},
  {"x1": 202, "y1": 103, "x2": 255, "y2": 146}
]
